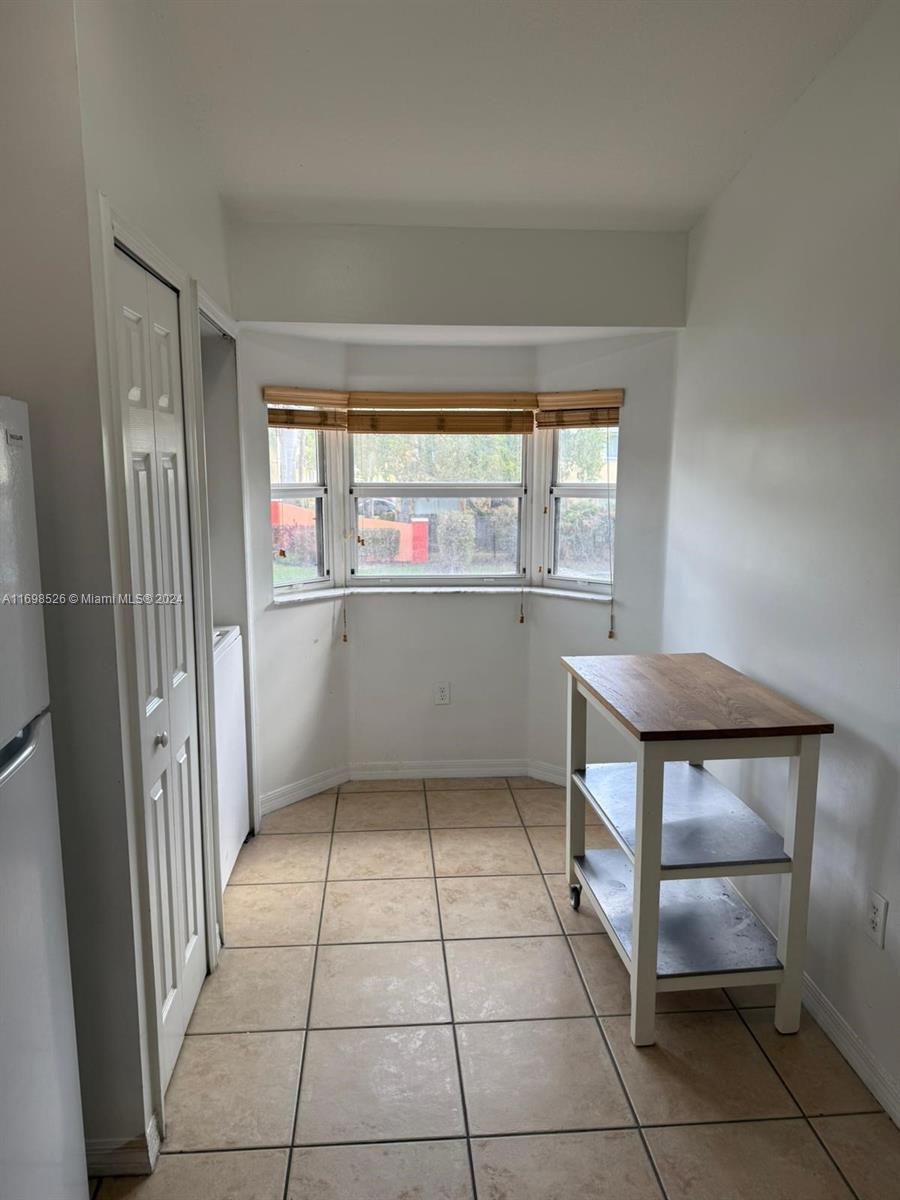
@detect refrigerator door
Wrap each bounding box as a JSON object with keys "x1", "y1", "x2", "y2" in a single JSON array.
[
  {"x1": 0, "y1": 396, "x2": 50, "y2": 747},
  {"x1": 0, "y1": 712, "x2": 88, "y2": 1200}
]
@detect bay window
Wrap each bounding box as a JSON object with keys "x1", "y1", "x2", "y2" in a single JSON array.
[{"x1": 264, "y1": 386, "x2": 622, "y2": 598}]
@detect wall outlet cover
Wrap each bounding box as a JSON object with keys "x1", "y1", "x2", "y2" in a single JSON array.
[
  {"x1": 866, "y1": 891, "x2": 888, "y2": 948},
  {"x1": 434, "y1": 682, "x2": 451, "y2": 705}
]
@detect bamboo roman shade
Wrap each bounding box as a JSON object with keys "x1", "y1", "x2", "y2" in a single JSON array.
[
  {"x1": 534, "y1": 389, "x2": 624, "y2": 430},
  {"x1": 264, "y1": 386, "x2": 623, "y2": 433}
]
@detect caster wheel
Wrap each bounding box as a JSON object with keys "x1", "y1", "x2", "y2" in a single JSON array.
[{"x1": 570, "y1": 884, "x2": 582, "y2": 911}]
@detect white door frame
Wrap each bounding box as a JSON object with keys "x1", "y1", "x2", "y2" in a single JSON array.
[
  {"x1": 193, "y1": 293, "x2": 262, "y2": 836},
  {"x1": 95, "y1": 195, "x2": 222, "y2": 1135}
]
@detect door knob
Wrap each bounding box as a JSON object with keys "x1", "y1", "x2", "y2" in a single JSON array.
[{"x1": 154, "y1": 730, "x2": 169, "y2": 748}]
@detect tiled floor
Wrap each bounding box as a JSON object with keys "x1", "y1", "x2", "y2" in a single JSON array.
[{"x1": 95, "y1": 777, "x2": 898, "y2": 1200}]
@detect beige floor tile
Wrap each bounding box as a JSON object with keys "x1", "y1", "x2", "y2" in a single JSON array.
[
  {"x1": 97, "y1": 1150, "x2": 289, "y2": 1199},
  {"x1": 432, "y1": 827, "x2": 539, "y2": 876},
  {"x1": 335, "y1": 792, "x2": 428, "y2": 830},
  {"x1": 425, "y1": 776, "x2": 509, "y2": 789},
  {"x1": 188, "y1": 947, "x2": 314, "y2": 1033},
  {"x1": 320, "y1": 878, "x2": 440, "y2": 943},
  {"x1": 812, "y1": 1113, "x2": 900, "y2": 1200},
  {"x1": 341, "y1": 778, "x2": 423, "y2": 792},
  {"x1": 546, "y1": 874, "x2": 606, "y2": 933},
  {"x1": 260, "y1": 793, "x2": 336, "y2": 834},
  {"x1": 288, "y1": 1140, "x2": 473, "y2": 1200},
  {"x1": 514, "y1": 787, "x2": 604, "y2": 825},
  {"x1": 427, "y1": 790, "x2": 522, "y2": 827},
  {"x1": 646, "y1": 1119, "x2": 854, "y2": 1200},
  {"x1": 437, "y1": 875, "x2": 559, "y2": 939},
  {"x1": 310, "y1": 941, "x2": 450, "y2": 1027},
  {"x1": 457, "y1": 1017, "x2": 633, "y2": 1135},
  {"x1": 528, "y1": 825, "x2": 619, "y2": 873},
  {"x1": 445, "y1": 937, "x2": 591, "y2": 1021},
  {"x1": 527, "y1": 824, "x2": 617, "y2": 873},
  {"x1": 569, "y1": 935, "x2": 729, "y2": 1015},
  {"x1": 602, "y1": 1011, "x2": 798, "y2": 1125},
  {"x1": 229, "y1": 834, "x2": 330, "y2": 884},
  {"x1": 163, "y1": 1032, "x2": 303, "y2": 1151},
  {"x1": 296, "y1": 1026, "x2": 465, "y2": 1144},
  {"x1": 328, "y1": 830, "x2": 433, "y2": 879},
  {"x1": 505, "y1": 775, "x2": 549, "y2": 789},
  {"x1": 742, "y1": 1008, "x2": 881, "y2": 1115},
  {"x1": 726, "y1": 982, "x2": 777, "y2": 1007},
  {"x1": 471, "y1": 1131, "x2": 661, "y2": 1200},
  {"x1": 223, "y1": 883, "x2": 323, "y2": 947}
]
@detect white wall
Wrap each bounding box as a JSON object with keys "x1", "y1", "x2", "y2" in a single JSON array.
[
  {"x1": 239, "y1": 330, "x2": 676, "y2": 802},
  {"x1": 0, "y1": 0, "x2": 149, "y2": 1154},
  {"x1": 201, "y1": 321, "x2": 247, "y2": 627},
  {"x1": 663, "y1": 0, "x2": 900, "y2": 1107},
  {"x1": 239, "y1": 332, "x2": 350, "y2": 802},
  {"x1": 532, "y1": 334, "x2": 677, "y2": 772},
  {"x1": 227, "y1": 222, "x2": 686, "y2": 328},
  {"x1": 74, "y1": 0, "x2": 232, "y2": 309}
]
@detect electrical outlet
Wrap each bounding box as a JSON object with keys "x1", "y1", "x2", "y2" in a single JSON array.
[
  {"x1": 434, "y1": 682, "x2": 451, "y2": 706},
  {"x1": 866, "y1": 891, "x2": 888, "y2": 948}
]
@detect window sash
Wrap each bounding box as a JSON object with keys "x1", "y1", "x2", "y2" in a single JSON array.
[
  {"x1": 269, "y1": 429, "x2": 330, "y2": 593},
  {"x1": 346, "y1": 432, "x2": 528, "y2": 583},
  {"x1": 542, "y1": 428, "x2": 616, "y2": 591}
]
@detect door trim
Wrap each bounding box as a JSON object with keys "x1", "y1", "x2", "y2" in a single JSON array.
[
  {"x1": 95, "y1": 194, "x2": 222, "y2": 1136},
  {"x1": 195, "y1": 292, "x2": 262, "y2": 836}
]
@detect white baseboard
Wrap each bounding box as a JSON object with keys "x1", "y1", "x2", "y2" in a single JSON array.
[
  {"x1": 260, "y1": 757, "x2": 567, "y2": 817},
  {"x1": 85, "y1": 1113, "x2": 159, "y2": 1177},
  {"x1": 348, "y1": 756, "x2": 528, "y2": 780},
  {"x1": 802, "y1": 973, "x2": 900, "y2": 1124},
  {"x1": 525, "y1": 759, "x2": 567, "y2": 786},
  {"x1": 260, "y1": 766, "x2": 350, "y2": 815},
  {"x1": 731, "y1": 883, "x2": 900, "y2": 1126}
]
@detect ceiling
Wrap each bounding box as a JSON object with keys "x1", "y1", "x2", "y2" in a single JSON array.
[{"x1": 156, "y1": 0, "x2": 874, "y2": 232}]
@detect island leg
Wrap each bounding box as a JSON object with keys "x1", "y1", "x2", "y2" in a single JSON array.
[
  {"x1": 775, "y1": 735, "x2": 820, "y2": 1033},
  {"x1": 630, "y1": 743, "x2": 664, "y2": 1045},
  {"x1": 565, "y1": 674, "x2": 587, "y2": 893}
]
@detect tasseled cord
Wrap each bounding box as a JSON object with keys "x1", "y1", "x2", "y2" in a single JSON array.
[
  {"x1": 607, "y1": 595, "x2": 616, "y2": 639},
  {"x1": 341, "y1": 599, "x2": 349, "y2": 643}
]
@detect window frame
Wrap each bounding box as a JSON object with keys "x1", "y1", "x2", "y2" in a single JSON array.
[
  {"x1": 345, "y1": 432, "x2": 531, "y2": 587},
  {"x1": 268, "y1": 426, "x2": 333, "y2": 596},
  {"x1": 543, "y1": 426, "x2": 617, "y2": 594}
]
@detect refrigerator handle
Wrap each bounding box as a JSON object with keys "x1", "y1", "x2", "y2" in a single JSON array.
[{"x1": 0, "y1": 711, "x2": 48, "y2": 790}]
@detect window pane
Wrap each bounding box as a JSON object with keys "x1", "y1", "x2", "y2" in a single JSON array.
[
  {"x1": 352, "y1": 433, "x2": 523, "y2": 484},
  {"x1": 269, "y1": 425, "x2": 321, "y2": 485},
  {"x1": 271, "y1": 495, "x2": 324, "y2": 587},
  {"x1": 355, "y1": 497, "x2": 520, "y2": 576},
  {"x1": 555, "y1": 426, "x2": 618, "y2": 485},
  {"x1": 553, "y1": 495, "x2": 615, "y2": 582}
]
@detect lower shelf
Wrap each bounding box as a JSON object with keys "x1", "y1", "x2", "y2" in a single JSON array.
[{"x1": 574, "y1": 848, "x2": 781, "y2": 980}]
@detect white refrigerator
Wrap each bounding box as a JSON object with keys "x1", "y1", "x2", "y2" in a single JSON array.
[{"x1": 0, "y1": 397, "x2": 88, "y2": 1199}]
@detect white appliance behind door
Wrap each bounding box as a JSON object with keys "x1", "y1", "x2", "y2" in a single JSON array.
[
  {"x1": 213, "y1": 626, "x2": 250, "y2": 887},
  {"x1": 0, "y1": 716, "x2": 87, "y2": 1200},
  {"x1": 0, "y1": 394, "x2": 87, "y2": 1199},
  {"x1": 0, "y1": 396, "x2": 49, "y2": 747}
]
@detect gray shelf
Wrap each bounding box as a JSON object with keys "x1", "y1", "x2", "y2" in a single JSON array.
[
  {"x1": 575, "y1": 848, "x2": 782, "y2": 979},
  {"x1": 574, "y1": 761, "x2": 789, "y2": 873}
]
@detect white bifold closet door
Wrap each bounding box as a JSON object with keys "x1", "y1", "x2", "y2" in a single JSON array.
[{"x1": 113, "y1": 247, "x2": 206, "y2": 1090}]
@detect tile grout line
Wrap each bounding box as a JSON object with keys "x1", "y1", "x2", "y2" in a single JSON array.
[
  {"x1": 279, "y1": 788, "x2": 339, "y2": 1200},
  {"x1": 152, "y1": 1104, "x2": 888, "y2": 1159},
  {"x1": 516, "y1": 804, "x2": 672, "y2": 1200},
  {"x1": 726, "y1": 993, "x2": 866, "y2": 1200},
  {"x1": 424, "y1": 783, "x2": 500, "y2": 1200}
]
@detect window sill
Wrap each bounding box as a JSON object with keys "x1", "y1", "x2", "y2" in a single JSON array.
[{"x1": 271, "y1": 585, "x2": 612, "y2": 608}]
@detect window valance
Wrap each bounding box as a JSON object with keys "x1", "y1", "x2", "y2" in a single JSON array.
[{"x1": 263, "y1": 386, "x2": 623, "y2": 433}]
